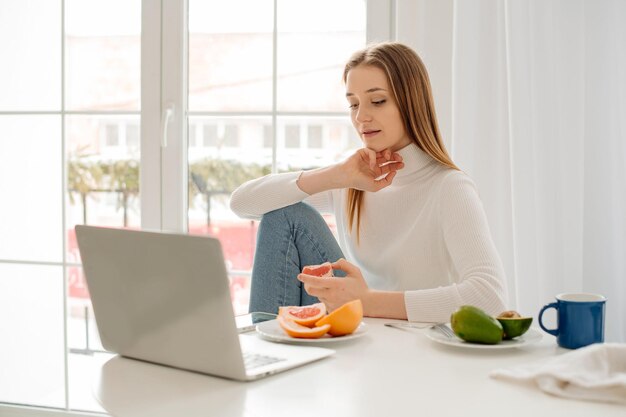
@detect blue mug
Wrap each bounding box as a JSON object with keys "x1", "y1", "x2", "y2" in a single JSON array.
[{"x1": 538, "y1": 293, "x2": 606, "y2": 349}]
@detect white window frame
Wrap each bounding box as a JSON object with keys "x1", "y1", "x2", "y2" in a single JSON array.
[
  {"x1": 149, "y1": 0, "x2": 394, "y2": 233},
  {"x1": 141, "y1": 0, "x2": 188, "y2": 233},
  {"x1": 1, "y1": 1, "x2": 394, "y2": 415}
]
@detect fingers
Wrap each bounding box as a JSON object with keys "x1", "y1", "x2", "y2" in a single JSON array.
[
  {"x1": 352, "y1": 148, "x2": 403, "y2": 191},
  {"x1": 377, "y1": 160, "x2": 404, "y2": 175},
  {"x1": 363, "y1": 148, "x2": 377, "y2": 170},
  {"x1": 363, "y1": 148, "x2": 402, "y2": 170},
  {"x1": 298, "y1": 274, "x2": 337, "y2": 299},
  {"x1": 374, "y1": 151, "x2": 404, "y2": 172},
  {"x1": 303, "y1": 283, "x2": 328, "y2": 299},
  {"x1": 298, "y1": 274, "x2": 340, "y2": 289},
  {"x1": 376, "y1": 171, "x2": 397, "y2": 189},
  {"x1": 367, "y1": 170, "x2": 397, "y2": 192},
  {"x1": 299, "y1": 261, "x2": 366, "y2": 309},
  {"x1": 331, "y1": 258, "x2": 360, "y2": 275},
  {"x1": 374, "y1": 149, "x2": 402, "y2": 163}
]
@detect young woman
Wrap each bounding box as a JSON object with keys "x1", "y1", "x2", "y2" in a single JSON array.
[{"x1": 230, "y1": 42, "x2": 507, "y2": 323}]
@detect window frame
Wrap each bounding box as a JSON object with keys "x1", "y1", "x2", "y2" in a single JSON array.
[
  {"x1": 0, "y1": 0, "x2": 394, "y2": 413},
  {"x1": 153, "y1": 0, "x2": 394, "y2": 233}
]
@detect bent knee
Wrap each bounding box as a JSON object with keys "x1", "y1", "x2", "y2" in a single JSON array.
[{"x1": 262, "y1": 202, "x2": 318, "y2": 222}]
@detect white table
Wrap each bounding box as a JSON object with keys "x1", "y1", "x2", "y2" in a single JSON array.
[{"x1": 93, "y1": 318, "x2": 624, "y2": 417}]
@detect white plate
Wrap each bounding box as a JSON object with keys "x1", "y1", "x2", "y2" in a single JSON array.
[
  {"x1": 256, "y1": 319, "x2": 368, "y2": 344},
  {"x1": 425, "y1": 325, "x2": 542, "y2": 349}
]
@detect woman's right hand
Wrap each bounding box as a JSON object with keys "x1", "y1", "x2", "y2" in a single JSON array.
[
  {"x1": 339, "y1": 148, "x2": 404, "y2": 192},
  {"x1": 296, "y1": 147, "x2": 404, "y2": 195}
]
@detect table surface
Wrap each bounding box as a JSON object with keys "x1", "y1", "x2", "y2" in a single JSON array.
[{"x1": 93, "y1": 318, "x2": 624, "y2": 417}]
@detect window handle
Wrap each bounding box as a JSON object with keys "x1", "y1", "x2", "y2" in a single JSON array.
[{"x1": 161, "y1": 103, "x2": 175, "y2": 148}]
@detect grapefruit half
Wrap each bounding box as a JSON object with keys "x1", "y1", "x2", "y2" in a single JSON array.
[
  {"x1": 277, "y1": 316, "x2": 331, "y2": 339},
  {"x1": 278, "y1": 302, "x2": 327, "y2": 327},
  {"x1": 302, "y1": 262, "x2": 334, "y2": 277},
  {"x1": 315, "y1": 299, "x2": 363, "y2": 336}
]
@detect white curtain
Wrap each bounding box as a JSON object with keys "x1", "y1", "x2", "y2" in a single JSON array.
[{"x1": 397, "y1": 0, "x2": 625, "y2": 342}]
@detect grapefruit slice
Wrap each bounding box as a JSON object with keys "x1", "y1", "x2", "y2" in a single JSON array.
[
  {"x1": 278, "y1": 302, "x2": 327, "y2": 328},
  {"x1": 277, "y1": 316, "x2": 331, "y2": 339},
  {"x1": 315, "y1": 299, "x2": 363, "y2": 336},
  {"x1": 302, "y1": 262, "x2": 334, "y2": 277}
]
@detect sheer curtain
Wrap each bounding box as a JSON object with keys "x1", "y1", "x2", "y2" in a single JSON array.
[{"x1": 398, "y1": 0, "x2": 625, "y2": 342}]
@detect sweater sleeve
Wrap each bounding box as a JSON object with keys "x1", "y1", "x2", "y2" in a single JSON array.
[
  {"x1": 403, "y1": 171, "x2": 508, "y2": 323},
  {"x1": 229, "y1": 171, "x2": 333, "y2": 220}
]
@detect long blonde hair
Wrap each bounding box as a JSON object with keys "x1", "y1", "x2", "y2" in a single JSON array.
[{"x1": 343, "y1": 42, "x2": 459, "y2": 240}]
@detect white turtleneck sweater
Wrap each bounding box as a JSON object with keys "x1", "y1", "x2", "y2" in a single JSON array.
[{"x1": 230, "y1": 143, "x2": 508, "y2": 323}]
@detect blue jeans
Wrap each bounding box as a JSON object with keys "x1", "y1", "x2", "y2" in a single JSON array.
[{"x1": 249, "y1": 202, "x2": 345, "y2": 314}]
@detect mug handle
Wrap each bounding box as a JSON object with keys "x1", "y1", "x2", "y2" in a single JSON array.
[{"x1": 538, "y1": 302, "x2": 559, "y2": 336}]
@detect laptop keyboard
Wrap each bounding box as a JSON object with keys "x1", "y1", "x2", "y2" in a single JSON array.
[{"x1": 243, "y1": 352, "x2": 286, "y2": 370}]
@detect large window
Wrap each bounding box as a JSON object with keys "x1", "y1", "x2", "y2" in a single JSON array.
[
  {"x1": 0, "y1": 0, "x2": 141, "y2": 413},
  {"x1": 0, "y1": 0, "x2": 379, "y2": 414},
  {"x1": 187, "y1": 0, "x2": 365, "y2": 315}
]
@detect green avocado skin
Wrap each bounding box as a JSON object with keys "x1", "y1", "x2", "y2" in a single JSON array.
[
  {"x1": 450, "y1": 306, "x2": 504, "y2": 344},
  {"x1": 497, "y1": 317, "x2": 533, "y2": 339}
]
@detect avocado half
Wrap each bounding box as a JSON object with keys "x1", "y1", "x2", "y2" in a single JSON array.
[{"x1": 496, "y1": 314, "x2": 533, "y2": 340}]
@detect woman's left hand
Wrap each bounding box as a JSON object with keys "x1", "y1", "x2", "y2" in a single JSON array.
[{"x1": 297, "y1": 258, "x2": 370, "y2": 312}]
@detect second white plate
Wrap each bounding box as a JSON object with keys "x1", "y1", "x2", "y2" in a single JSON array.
[
  {"x1": 256, "y1": 319, "x2": 368, "y2": 344},
  {"x1": 425, "y1": 325, "x2": 542, "y2": 349}
]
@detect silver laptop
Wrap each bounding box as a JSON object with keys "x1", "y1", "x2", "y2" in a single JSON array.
[{"x1": 75, "y1": 225, "x2": 333, "y2": 381}]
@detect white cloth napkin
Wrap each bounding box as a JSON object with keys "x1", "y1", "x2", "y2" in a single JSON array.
[{"x1": 490, "y1": 343, "x2": 626, "y2": 404}]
